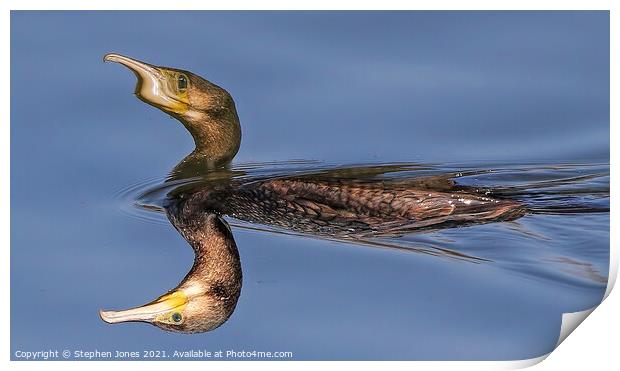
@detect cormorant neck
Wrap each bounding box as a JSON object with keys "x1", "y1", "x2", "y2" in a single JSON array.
[
  {"x1": 177, "y1": 109, "x2": 241, "y2": 168},
  {"x1": 167, "y1": 208, "x2": 242, "y2": 296}
]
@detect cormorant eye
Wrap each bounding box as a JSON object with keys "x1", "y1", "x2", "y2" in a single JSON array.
[
  {"x1": 177, "y1": 75, "x2": 188, "y2": 91},
  {"x1": 171, "y1": 312, "x2": 183, "y2": 323}
]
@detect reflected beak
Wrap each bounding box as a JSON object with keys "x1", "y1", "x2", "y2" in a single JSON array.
[
  {"x1": 104, "y1": 53, "x2": 187, "y2": 113},
  {"x1": 99, "y1": 291, "x2": 187, "y2": 324}
]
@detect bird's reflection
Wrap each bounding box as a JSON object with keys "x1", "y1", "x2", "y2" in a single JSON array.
[{"x1": 101, "y1": 210, "x2": 241, "y2": 333}]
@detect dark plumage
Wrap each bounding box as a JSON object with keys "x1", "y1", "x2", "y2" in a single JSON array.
[{"x1": 174, "y1": 176, "x2": 526, "y2": 238}]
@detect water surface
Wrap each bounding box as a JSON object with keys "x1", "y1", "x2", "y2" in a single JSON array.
[{"x1": 11, "y1": 11, "x2": 609, "y2": 360}]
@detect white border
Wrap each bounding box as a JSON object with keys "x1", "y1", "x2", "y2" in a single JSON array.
[{"x1": 2, "y1": 1, "x2": 617, "y2": 370}]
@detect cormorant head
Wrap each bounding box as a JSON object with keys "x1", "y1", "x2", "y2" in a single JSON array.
[
  {"x1": 99, "y1": 213, "x2": 242, "y2": 333},
  {"x1": 104, "y1": 53, "x2": 241, "y2": 167}
]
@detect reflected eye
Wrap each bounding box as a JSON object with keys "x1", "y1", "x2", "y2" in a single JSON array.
[
  {"x1": 171, "y1": 312, "x2": 183, "y2": 323},
  {"x1": 177, "y1": 75, "x2": 188, "y2": 91}
]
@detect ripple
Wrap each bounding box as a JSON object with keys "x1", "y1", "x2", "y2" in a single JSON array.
[{"x1": 113, "y1": 174, "x2": 169, "y2": 226}]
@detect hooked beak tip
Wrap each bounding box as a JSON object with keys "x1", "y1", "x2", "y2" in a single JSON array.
[
  {"x1": 103, "y1": 53, "x2": 120, "y2": 63},
  {"x1": 99, "y1": 309, "x2": 117, "y2": 324}
]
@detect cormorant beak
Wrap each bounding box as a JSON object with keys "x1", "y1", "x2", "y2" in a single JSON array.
[
  {"x1": 104, "y1": 53, "x2": 188, "y2": 114},
  {"x1": 99, "y1": 291, "x2": 187, "y2": 324}
]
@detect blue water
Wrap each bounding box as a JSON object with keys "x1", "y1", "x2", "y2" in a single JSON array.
[{"x1": 11, "y1": 11, "x2": 609, "y2": 360}]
